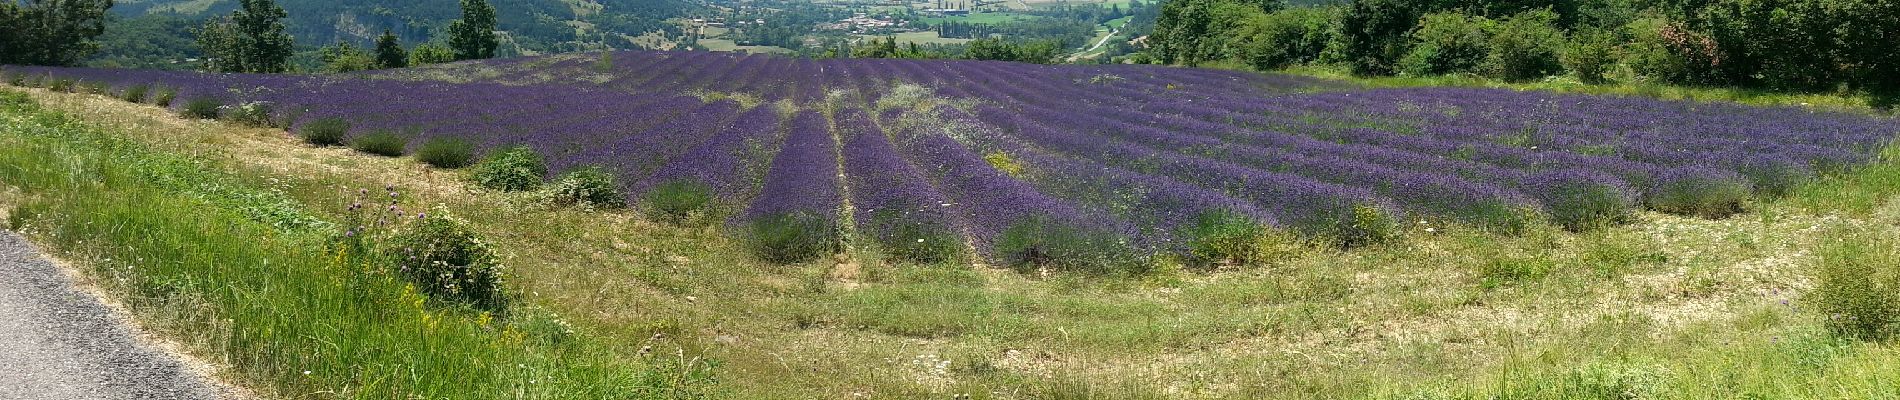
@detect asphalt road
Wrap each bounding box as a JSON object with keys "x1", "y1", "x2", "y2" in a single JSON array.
[{"x1": 0, "y1": 231, "x2": 230, "y2": 400}]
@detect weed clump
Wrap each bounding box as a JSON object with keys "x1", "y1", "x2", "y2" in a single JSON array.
[
  {"x1": 860, "y1": 208, "x2": 965, "y2": 264},
  {"x1": 743, "y1": 212, "x2": 841, "y2": 264},
  {"x1": 151, "y1": 86, "x2": 177, "y2": 107},
  {"x1": 1528, "y1": 169, "x2": 1638, "y2": 231},
  {"x1": 469, "y1": 145, "x2": 546, "y2": 191},
  {"x1": 121, "y1": 84, "x2": 151, "y2": 103},
  {"x1": 415, "y1": 137, "x2": 476, "y2": 169},
  {"x1": 389, "y1": 211, "x2": 509, "y2": 312},
  {"x1": 641, "y1": 180, "x2": 714, "y2": 223},
  {"x1": 297, "y1": 117, "x2": 350, "y2": 146},
  {"x1": 995, "y1": 217, "x2": 1143, "y2": 275},
  {"x1": 547, "y1": 167, "x2": 626, "y2": 208},
  {"x1": 349, "y1": 130, "x2": 409, "y2": 156},
  {"x1": 1813, "y1": 231, "x2": 1900, "y2": 341},
  {"x1": 223, "y1": 101, "x2": 278, "y2": 127},
  {"x1": 181, "y1": 98, "x2": 221, "y2": 119},
  {"x1": 46, "y1": 78, "x2": 75, "y2": 92},
  {"x1": 1647, "y1": 166, "x2": 1753, "y2": 218},
  {"x1": 1181, "y1": 210, "x2": 1293, "y2": 267}
]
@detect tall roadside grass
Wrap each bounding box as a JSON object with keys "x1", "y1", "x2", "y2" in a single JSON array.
[{"x1": 0, "y1": 91, "x2": 718, "y2": 399}]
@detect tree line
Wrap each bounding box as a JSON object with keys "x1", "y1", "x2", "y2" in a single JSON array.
[
  {"x1": 1, "y1": 0, "x2": 506, "y2": 74},
  {"x1": 1151, "y1": 0, "x2": 1900, "y2": 106}
]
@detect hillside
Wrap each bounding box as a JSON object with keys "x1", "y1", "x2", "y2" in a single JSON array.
[{"x1": 94, "y1": 0, "x2": 702, "y2": 68}]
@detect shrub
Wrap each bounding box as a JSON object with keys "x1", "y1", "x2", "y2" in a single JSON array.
[
  {"x1": 415, "y1": 138, "x2": 477, "y2": 169},
  {"x1": 181, "y1": 98, "x2": 222, "y2": 119},
  {"x1": 388, "y1": 213, "x2": 509, "y2": 312},
  {"x1": 1622, "y1": 17, "x2": 1724, "y2": 85},
  {"x1": 1485, "y1": 9, "x2": 1565, "y2": 82},
  {"x1": 1813, "y1": 230, "x2": 1900, "y2": 341},
  {"x1": 151, "y1": 86, "x2": 177, "y2": 107},
  {"x1": 1562, "y1": 28, "x2": 1619, "y2": 84},
  {"x1": 1646, "y1": 166, "x2": 1753, "y2": 218},
  {"x1": 1237, "y1": 7, "x2": 1338, "y2": 70},
  {"x1": 349, "y1": 130, "x2": 409, "y2": 156},
  {"x1": 223, "y1": 101, "x2": 279, "y2": 127},
  {"x1": 995, "y1": 217, "x2": 1143, "y2": 275},
  {"x1": 297, "y1": 118, "x2": 350, "y2": 146},
  {"x1": 743, "y1": 212, "x2": 842, "y2": 264},
  {"x1": 640, "y1": 180, "x2": 712, "y2": 222},
  {"x1": 2, "y1": 72, "x2": 23, "y2": 86},
  {"x1": 120, "y1": 84, "x2": 151, "y2": 103},
  {"x1": 469, "y1": 145, "x2": 547, "y2": 191},
  {"x1": 548, "y1": 167, "x2": 626, "y2": 208},
  {"x1": 1528, "y1": 169, "x2": 1638, "y2": 231},
  {"x1": 1400, "y1": 12, "x2": 1493, "y2": 76}
]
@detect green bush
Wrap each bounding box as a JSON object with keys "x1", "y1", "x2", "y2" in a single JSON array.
[
  {"x1": 1813, "y1": 231, "x2": 1900, "y2": 341},
  {"x1": 547, "y1": 167, "x2": 626, "y2": 209},
  {"x1": 389, "y1": 213, "x2": 509, "y2": 312},
  {"x1": 415, "y1": 138, "x2": 476, "y2": 169},
  {"x1": 1400, "y1": 12, "x2": 1493, "y2": 76},
  {"x1": 1562, "y1": 28, "x2": 1619, "y2": 84},
  {"x1": 297, "y1": 118, "x2": 350, "y2": 146},
  {"x1": 744, "y1": 212, "x2": 842, "y2": 264},
  {"x1": 2, "y1": 72, "x2": 24, "y2": 86},
  {"x1": 181, "y1": 98, "x2": 221, "y2": 119},
  {"x1": 1485, "y1": 9, "x2": 1565, "y2": 82},
  {"x1": 469, "y1": 145, "x2": 547, "y2": 192},
  {"x1": 1237, "y1": 7, "x2": 1338, "y2": 70},
  {"x1": 640, "y1": 180, "x2": 714, "y2": 223},
  {"x1": 995, "y1": 217, "x2": 1144, "y2": 275},
  {"x1": 1622, "y1": 17, "x2": 1724, "y2": 85},
  {"x1": 120, "y1": 84, "x2": 151, "y2": 103},
  {"x1": 151, "y1": 86, "x2": 177, "y2": 107},
  {"x1": 349, "y1": 130, "x2": 409, "y2": 156}
]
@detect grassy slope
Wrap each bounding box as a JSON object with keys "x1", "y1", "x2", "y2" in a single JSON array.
[
  {"x1": 3, "y1": 84, "x2": 1900, "y2": 398},
  {"x1": 0, "y1": 91, "x2": 718, "y2": 399}
]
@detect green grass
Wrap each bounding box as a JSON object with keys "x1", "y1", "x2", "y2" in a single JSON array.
[{"x1": 0, "y1": 90, "x2": 718, "y2": 399}]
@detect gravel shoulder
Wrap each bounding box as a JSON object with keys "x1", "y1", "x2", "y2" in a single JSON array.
[{"x1": 0, "y1": 230, "x2": 237, "y2": 400}]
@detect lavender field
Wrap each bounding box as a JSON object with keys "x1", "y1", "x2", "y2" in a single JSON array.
[{"x1": 6, "y1": 52, "x2": 1896, "y2": 268}]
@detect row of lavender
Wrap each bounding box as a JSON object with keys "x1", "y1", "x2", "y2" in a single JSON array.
[{"x1": 7, "y1": 52, "x2": 1897, "y2": 270}]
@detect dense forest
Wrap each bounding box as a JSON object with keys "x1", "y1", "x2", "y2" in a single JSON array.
[{"x1": 1149, "y1": 0, "x2": 1900, "y2": 106}]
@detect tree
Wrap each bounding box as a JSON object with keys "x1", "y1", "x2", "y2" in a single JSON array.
[
  {"x1": 1152, "y1": 0, "x2": 1280, "y2": 66},
  {"x1": 374, "y1": 30, "x2": 407, "y2": 69},
  {"x1": 0, "y1": 0, "x2": 116, "y2": 66},
  {"x1": 1339, "y1": 0, "x2": 1423, "y2": 76},
  {"x1": 1398, "y1": 12, "x2": 1493, "y2": 76},
  {"x1": 447, "y1": 0, "x2": 499, "y2": 61},
  {"x1": 198, "y1": 0, "x2": 293, "y2": 73}
]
